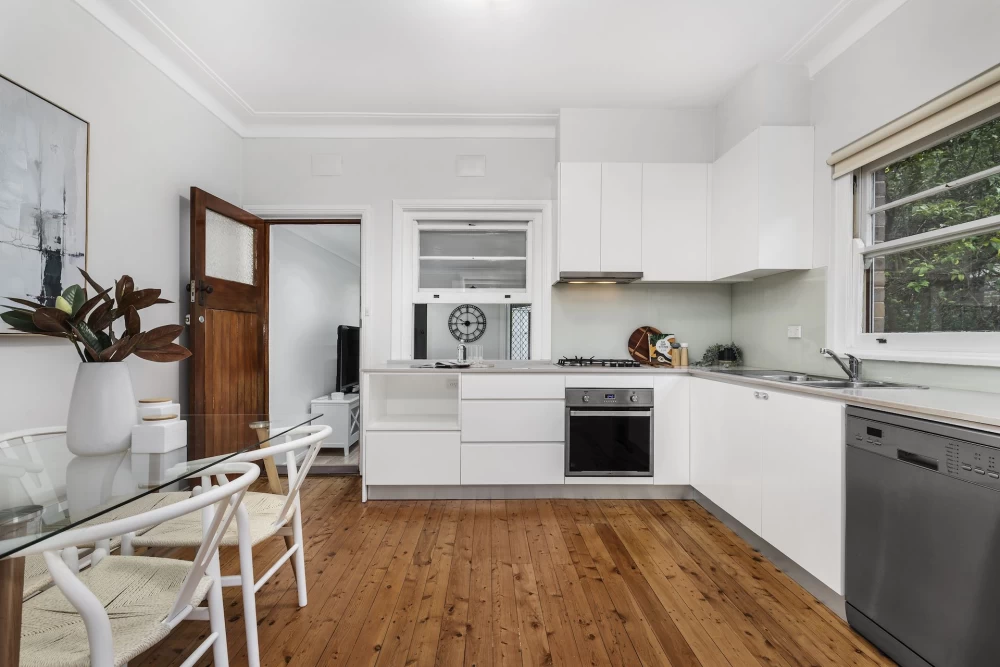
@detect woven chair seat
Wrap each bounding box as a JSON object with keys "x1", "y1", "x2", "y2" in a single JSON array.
[
  {"x1": 20, "y1": 556, "x2": 212, "y2": 667},
  {"x1": 22, "y1": 492, "x2": 190, "y2": 600},
  {"x1": 131, "y1": 491, "x2": 287, "y2": 549}
]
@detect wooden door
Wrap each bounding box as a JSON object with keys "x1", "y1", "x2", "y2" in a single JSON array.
[{"x1": 188, "y1": 188, "x2": 269, "y2": 460}]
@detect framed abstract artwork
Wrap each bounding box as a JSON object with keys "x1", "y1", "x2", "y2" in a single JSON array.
[{"x1": 0, "y1": 74, "x2": 89, "y2": 334}]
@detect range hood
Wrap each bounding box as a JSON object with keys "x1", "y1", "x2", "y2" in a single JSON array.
[{"x1": 557, "y1": 271, "x2": 643, "y2": 284}]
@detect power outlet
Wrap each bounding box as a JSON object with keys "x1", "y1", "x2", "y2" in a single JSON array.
[{"x1": 787, "y1": 325, "x2": 803, "y2": 339}]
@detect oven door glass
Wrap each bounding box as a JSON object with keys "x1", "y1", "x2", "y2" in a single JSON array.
[{"x1": 567, "y1": 409, "x2": 652, "y2": 476}]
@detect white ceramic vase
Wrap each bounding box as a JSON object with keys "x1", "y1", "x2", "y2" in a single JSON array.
[{"x1": 66, "y1": 362, "x2": 138, "y2": 456}]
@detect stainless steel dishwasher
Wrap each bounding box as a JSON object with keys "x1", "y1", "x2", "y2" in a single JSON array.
[{"x1": 846, "y1": 406, "x2": 1000, "y2": 667}]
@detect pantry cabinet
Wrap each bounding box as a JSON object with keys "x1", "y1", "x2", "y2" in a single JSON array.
[
  {"x1": 690, "y1": 378, "x2": 844, "y2": 593},
  {"x1": 709, "y1": 126, "x2": 814, "y2": 281}
]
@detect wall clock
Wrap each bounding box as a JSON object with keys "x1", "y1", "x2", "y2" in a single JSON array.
[{"x1": 448, "y1": 304, "x2": 487, "y2": 342}]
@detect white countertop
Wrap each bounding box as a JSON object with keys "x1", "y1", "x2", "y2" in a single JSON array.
[{"x1": 363, "y1": 360, "x2": 1000, "y2": 431}]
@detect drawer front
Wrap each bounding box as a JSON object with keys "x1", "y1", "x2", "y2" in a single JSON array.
[
  {"x1": 462, "y1": 374, "x2": 564, "y2": 400},
  {"x1": 461, "y1": 400, "x2": 565, "y2": 442},
  {"x1": 365, "y1": 431, "x2": 460, "y2": 485},
  {"x1": 462, "y1": 443, "x2": 565, "y2": 485}
]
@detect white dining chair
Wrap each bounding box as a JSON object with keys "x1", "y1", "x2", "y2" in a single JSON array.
[
  {"x1": 16, "y1": 460, "x2": 260, "y2": 667},
  {"x1": 128, "y1": 424, "x2": 331, "y2": 667},
  {"x1": 1, "y1": 427, "x2": 191, "y2": 600}
]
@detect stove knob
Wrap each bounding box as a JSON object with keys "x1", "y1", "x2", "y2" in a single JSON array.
[
  {"x1": 582, "y1": 394, "x2": 590, "y2": 403},
  {"x1": 629, "y1": 394, "x2": 638, "y2": 403}
]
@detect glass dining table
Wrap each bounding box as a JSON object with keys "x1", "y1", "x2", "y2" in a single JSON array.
[{"x1": 0, "y1": 413, "x2": 319, "y2": 663}]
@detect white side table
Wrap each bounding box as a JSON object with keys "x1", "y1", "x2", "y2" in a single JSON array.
[{"x1": 310, "y1": 393, "x2": 360, "y2": 456}]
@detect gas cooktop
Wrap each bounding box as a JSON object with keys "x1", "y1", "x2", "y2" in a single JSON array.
[{"x1": 556, "y1": 357, "x2": 641, "y2": 368}]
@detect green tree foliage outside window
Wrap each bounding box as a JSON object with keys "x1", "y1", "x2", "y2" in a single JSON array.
[{"x1": 873, "y1": 116, "x2": 1000, "y2": 333}]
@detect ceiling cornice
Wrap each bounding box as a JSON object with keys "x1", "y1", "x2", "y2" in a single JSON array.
[{"x1": 72, "y1": 0, "x2": 557, "y2": 138}]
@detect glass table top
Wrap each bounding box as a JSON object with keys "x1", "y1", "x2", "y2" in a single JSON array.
[{"x1": 0, "y1": 413, "x2": 319, "y2": 559}]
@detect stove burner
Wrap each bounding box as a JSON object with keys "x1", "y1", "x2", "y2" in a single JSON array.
[{"x1": 557, "y1": 356, "x2": 641, "y2": 368}]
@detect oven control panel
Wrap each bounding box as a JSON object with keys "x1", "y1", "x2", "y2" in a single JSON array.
[{"x1": 565, "y1": 388, "x2": 654, "y2": 408}]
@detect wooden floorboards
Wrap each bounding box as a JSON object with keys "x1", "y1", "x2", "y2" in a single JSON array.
[{"x1": 131, "y1": 477, "x2": 895, "y2": 667}]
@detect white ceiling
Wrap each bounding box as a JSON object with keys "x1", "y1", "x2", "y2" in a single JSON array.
[
  {"x1": 281, "y1": 224, "x2": 361, "y2": 267},
  {"x1": 81, "y1": 0, "x2": 910, "y2": 136}
]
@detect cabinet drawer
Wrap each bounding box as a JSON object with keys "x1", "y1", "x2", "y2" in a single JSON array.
[
  {"x1": 365, "y1": 431, "x2": 460, "y2": 485},
  {"x1": 461, "y1": 400, "x2": 564, "y2": 442},
  {"x1": 462, "y1": 374, "x2": 564, "y2": 399},
  {"x1": 461, "y1": 443, "x2": 564, "y2": 485}
]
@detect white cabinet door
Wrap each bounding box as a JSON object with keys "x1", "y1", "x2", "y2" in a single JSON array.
[
  {"x1": 710, "y1": 131, "x2": 759, "y2": 280},
  {"x1": 690, "y1": 379, "x2": 762, "y2": 533},
  {"x1": 761, "y1": 392, "x2": 845, "y2": 594},
  {"x1": 653, "y1": 376, "x2": 690, "y2": 485},
  {"x1": 365, "y1": 431, "x2": 461, "y2": 485},
  {"x1": 559, "y1": 163, "x2": 602, "y2": 273},
  {"x1": 462, "y1": 374, "x2": 564, "y2": 400},
  {"x1": 757, "y1": 126, "x2": 814, "y2": 272},
  {"x1": 641, "y1": 164, "x2": 709, "y2": 281},
  {"x1": 600, "y1": 163, "x2": 643, "y2": 272},
  {"x1": 461, "y1": 443, "x2": 564, "y2": 485},
  {"x1": 461, "y1": 400, "x2": 565, "y2": 442}
]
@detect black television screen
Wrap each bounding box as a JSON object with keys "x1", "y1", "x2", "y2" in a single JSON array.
[{"x1": 336, "y1": 325, "x2": 361, "y2": 392}]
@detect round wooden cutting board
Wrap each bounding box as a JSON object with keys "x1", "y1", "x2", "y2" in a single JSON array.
[{"x1": 628, "y1": 325, "x2": 674, "y2": 366}]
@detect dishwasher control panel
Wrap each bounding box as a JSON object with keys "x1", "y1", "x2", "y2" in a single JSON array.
[{"x1": 847, "y1": 407, "x2": 1000, "y2": 490}]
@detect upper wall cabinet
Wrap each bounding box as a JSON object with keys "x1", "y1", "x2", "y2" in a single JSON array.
[
  {"x1": 557, "y1": 161, "x2": 709, "y2": 280},
  {"x1": 709, "y1": 126, "x2": 814, "y2": 281},
  {"x1": 641, "y1": 163, "x2": 710, "y2": 281},
  {"x1": 558, "y1": 162, "x2": 603, "y2": 273}
]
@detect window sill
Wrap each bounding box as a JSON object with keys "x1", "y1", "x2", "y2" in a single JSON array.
[{"x1": 847, "y1": 348, "x2": 1000, "y2": 368}]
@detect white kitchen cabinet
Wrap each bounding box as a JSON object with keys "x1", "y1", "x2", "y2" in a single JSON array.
[
  {"x1": 461, "y1": 400, "x2": 564, "y2": 442},
  {"x1": 709, "y1": 126, "x2": 814, "y2": 281},
  {"x1": 761, "y1": 392, "x2": 845, "y2": 594},
  {"x1": 600, "y1": 163, "x2": 643, "y2": 272},
  {"x1": 365, "y1": 431, "x2": 460, "y2": 485},
  {"x1": 641, "y1": 164, "x2": 710, "y2": 281},
  {"x1": 461, "y1": 443, "x2": 564, "y2": 485},
  {"x1": 690, "y1": 379, "x2": 762, "y2": 533},
  {"x1": 558, "y1": 162, "x2": 602, "y2": 273}
]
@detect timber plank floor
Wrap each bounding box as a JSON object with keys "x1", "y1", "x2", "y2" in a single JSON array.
[{"x1": 130, "y1": 476, "x2": 894, "y2": 667}]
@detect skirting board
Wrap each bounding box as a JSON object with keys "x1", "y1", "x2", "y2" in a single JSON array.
[
  {"x1": 692, "y1": 489, "x2": 846, "y2": 621},
  {"x1": 366, "y1": 484, "x2": 692, "y2": 500}
]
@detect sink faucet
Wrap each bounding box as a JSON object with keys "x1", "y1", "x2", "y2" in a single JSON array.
[{"x1": 820, "y1": 348, "x2": 863, "y2": 382}]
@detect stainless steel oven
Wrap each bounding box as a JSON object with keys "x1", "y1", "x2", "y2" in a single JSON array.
[{"x1": 565, "y1": 388, "x2": 653, "y2": 477}]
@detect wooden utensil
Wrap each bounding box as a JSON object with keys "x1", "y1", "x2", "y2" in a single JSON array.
[{"x1": 628, "y1": 326, "x2": 675, "y2": 366}]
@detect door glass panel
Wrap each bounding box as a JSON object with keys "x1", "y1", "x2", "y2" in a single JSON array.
[{"x1": 205, "y1": 209, "x2": 255, "y2": 285}]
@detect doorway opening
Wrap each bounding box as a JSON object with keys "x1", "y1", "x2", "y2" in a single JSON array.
[{"x1": 267, "y1": 219, "x2": 361, "y2": 475}]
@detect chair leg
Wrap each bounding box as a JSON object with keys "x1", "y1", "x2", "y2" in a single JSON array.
[
  {"x1": 237, "y1": 511, "x2": 262, "y2": 667},
  {"x1": 206, "y1": 552, "x2": 230, "y2": 667},
  {"x1": 292, "y1": 505, "x2": 308, "y2": 607}
]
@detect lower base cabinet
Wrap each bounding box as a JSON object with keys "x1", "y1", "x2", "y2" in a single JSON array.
[
  {"x1": 461, "y1": 443, "x2": 564, "y2": 485},
  {"x1": 365, "y1": 431, "x2": 460, "y2": 485},
  {"x1": 690, "y1": 378, "x2": 845, "y2": 594}
]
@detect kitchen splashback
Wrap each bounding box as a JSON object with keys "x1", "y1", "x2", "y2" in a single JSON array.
[{"x1": 551, "y1": 282, "x2": 732, "y2": 362}]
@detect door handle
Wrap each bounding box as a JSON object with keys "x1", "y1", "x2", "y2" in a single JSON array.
[{"x1": 186, "y1": 280, "x2": 215, "y2": 305}]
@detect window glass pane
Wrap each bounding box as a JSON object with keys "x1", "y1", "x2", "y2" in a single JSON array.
[
  {"x1": 205, "y1": 210, "x2": 255, "y2": 285},
  {"x1": 419, "y1": 259, "x2": 526, "y2": 290},
  {"x1": 413, "y1": 303, "x2": 530, "y2": 360},
  {"x1": 876, "y1": 172, "x2": 1000, "y2": 243},
  {"x1": 419, "y1": 230, "x2": 526, "y2": 258},
  {"x1": 869, "y1": 232, "x2": 1000, "y2": 333},
  {"x1": 876, "y1": 115, "x2": 1000, "y2": 205}
]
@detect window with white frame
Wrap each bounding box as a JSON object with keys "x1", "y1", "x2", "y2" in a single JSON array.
[{"x1": 856, "y1": 110, "x2": 1000, "y2": 341}]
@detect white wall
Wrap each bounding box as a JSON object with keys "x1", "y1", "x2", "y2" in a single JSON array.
[
  {"x1": 0, "y1": 0, "x2": 242, "y2": 432},
  {"x1": 268, "y1": 226, "x2": 360, "y2": 416},
  {"x1": 558, "y1": 108, "x2": 715, "y2": 163},
  {"x1": 732, "y1": 0, "x2": 1000, "y2": 391},
  {"x1": 552, "y1": 283, "x2": 732, "y2": 361},
  {"x1": 714, "y1": 63, "x2": 811, "y2": 158},
  {"x1": 243, "y1": 137, "x2": 556, "y2": 366}
]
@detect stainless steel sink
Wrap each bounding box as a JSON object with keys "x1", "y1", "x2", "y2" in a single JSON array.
[{"x1": 706, "y1": 368, "x2": 927, "y2": 389}]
